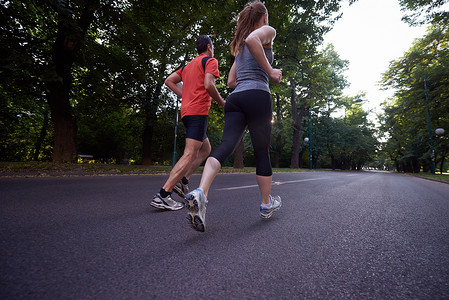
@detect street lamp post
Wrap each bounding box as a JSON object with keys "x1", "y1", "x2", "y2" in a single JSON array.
[
  {"x1": 304, "y1": 137, "x2": 311, "y2": 169},
  {"x1": 172, "y1": 98, "x2": 180, "y2": 167},
  {"x1": 172, "y1": 83, "x2": 182, "y2": 167},
  {"x1": 424, "y1": 75, "x2": 436, "y2": 174},
  {"x1": 309, "y1": 106, "x2": 312, "y2": 169},
  {"x1": 435, "y1": 128, "x2": 446, "y2": 174}
]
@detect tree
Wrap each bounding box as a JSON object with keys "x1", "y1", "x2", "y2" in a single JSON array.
[
  {"x1": 1, "y1": 1, "x2": 54, "y2": 161},
  {"x1": 399, "y1": 0, "x2": 449, "y2": 25},
  {"x1": 263, "y1": 0, "x2": 352, "y2": 169},
  {"x1": 117, "y1": 0, "x2": 240, "y2": 165},
  {"x1": 380, "y1": 23, "x2": 449, "y2": 173},
  {"x1": 2, "y1": 0, "x2": 369, "y2": 167},
  {"x1": 1, "y1": 0, "x2": 129, "y2": 162},
  {"x1": 288, "y1": 44, "x2": 349, "y2": 168}
]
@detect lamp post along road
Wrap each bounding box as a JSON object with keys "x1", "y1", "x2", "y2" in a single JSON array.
[
  {"x1": 424, "y1": 75, "x2": 436, "y2": 174},
  {"x1": 435, "y1": 128, "x2": 446, "y2": 174},
  {"x1": 304, "y1": 137, "x2": 310, "y2": 169},
  {"x1": 309, "y1": 106, "x2": 312, "y2": 170},
  {"x1": 172, "y1": 83, "x2": 182, "y2": 167}
]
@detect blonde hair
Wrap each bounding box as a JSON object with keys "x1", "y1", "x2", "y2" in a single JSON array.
[{"x1": 230, "y1": 1, "x2": 267, "y2": 56}]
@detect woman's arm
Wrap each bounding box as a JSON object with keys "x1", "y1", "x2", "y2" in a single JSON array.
[{"x1": 245, "y1": 25, "x2": 282, "y2": 84}]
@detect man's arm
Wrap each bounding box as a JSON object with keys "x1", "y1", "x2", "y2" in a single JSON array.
[
  {"x1": 227, "y1": 61, "x2": 237, "y2": 89},
  {"x1": 205, "y1": 73, "x2": 225, "y2": 108},
  {"x1": 164, "y1": 72, "x2": 183, "y2": 98}
]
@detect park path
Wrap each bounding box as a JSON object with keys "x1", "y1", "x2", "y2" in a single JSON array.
[{"x1": 1, "y1": 171, "x2": 448, "y2": 299}]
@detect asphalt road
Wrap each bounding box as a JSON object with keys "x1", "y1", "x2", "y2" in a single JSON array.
[{"x1": 1, "y1": 171, "x2": 448, "y2": 299}]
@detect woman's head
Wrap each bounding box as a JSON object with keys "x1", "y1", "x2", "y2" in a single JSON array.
[{"x1": 230, "y1": 1, "x2": 268, "y2": 56}]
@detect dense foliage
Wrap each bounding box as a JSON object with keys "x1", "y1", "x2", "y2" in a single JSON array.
[
  {"x1": 377, "y1": 0, "x2": 449, "y2": 174},
  {"x1": 378, "y1": 0, "x2": 449, "y2": 174},
  {"x1": 0, "y1": 0, "x2": 404, "y2": 171},
  {"x1": 379, "y1": 22, "x2": 449, "y2": 173}
]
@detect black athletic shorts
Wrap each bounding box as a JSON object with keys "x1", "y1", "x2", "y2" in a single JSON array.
[{"x1": 182, "y1": 115, "x2": 208, "y2": 142}]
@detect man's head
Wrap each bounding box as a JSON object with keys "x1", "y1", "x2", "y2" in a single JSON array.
[{"x1": 196, "y1": 35, "x2": 214, "y2": 56}]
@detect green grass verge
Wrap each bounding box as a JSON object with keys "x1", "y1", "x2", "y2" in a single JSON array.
[
  {"x1": 0, "y1": 162, "x2": 172, "y2": 175},
  {"x1": 2, "y1": 162, "x2": 403, "y2": 178},
  {"x1": 0, "y1": 162, "x2": 342, "y2": 177},
  {"x1": 406, "y1": 172, "x2": 449, "y2": 183}
]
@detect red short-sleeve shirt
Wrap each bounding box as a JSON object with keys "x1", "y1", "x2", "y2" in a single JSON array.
[{"x1": 175, "y1": 53, "x2": 220, "y2": 118}]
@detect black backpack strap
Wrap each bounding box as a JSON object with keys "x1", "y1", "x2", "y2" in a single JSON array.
[
  {"x1": 201, "y1": 56, "x2": 212, "y2": 71},
  {"x1": 181, "y1": 57, "x2": 211, "y2": 75}
]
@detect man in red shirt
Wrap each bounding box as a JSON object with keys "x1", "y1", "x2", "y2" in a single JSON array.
[{"x1": 151, "y1": 35, "x2": 225, "y2": 211}]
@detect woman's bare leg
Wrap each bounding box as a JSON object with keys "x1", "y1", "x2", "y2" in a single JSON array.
[{"x1": 198, "y1": 157, "x2": 221, "y2": 197}]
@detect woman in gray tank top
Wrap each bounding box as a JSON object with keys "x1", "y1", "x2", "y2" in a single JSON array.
[{"x1": 184, "y1": 1, "x2": 283, "y2": 232}]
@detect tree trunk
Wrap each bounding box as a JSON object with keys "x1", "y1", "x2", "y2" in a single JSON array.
[
  {"x1": 142, "y1": 116, "x2": 154, "y2": 165},
  {"x1": 330, "y1": 154, "x2": 336, "y2": 170},
  {"x1": 273, "y1": 93, "x2": 282, "y2": 168},
  {"x1": 394, "y1": 158, "x2": 400, "y2": 172},
  {"x1": 233, "y1": 138, "x2": 244, "y2": 169},
  {"x1": 341, "y1": 155, "x2": 347, "y2": 170},
  {"x1": 290, "y1": 79, "x2": 307, "y2": 169},
  {"x1": 298, "y1": 149, "x2": 304, "y2": 168},
  {"x1": 141, "y1": 81, "x2": 166, "y2": 165},
  {"x1": 45, "y1": 3, "x2": 97, "y2": 162},
  {"x1": 290, "y1": 103, "x2": 307, "y2": 168},
  {"x1": 33, "y1": 112, "x2": 49, "y2": 161},
  {"x1": 46, "y1": 35, "x2": 77, "y2": 162},
  {"x1": 273, "y1": 133, "x2": 281, "y2": 168},
  {"x1": 412, "y1": 157, "x2": 420, "y2": 173},
  {"x1": 142, "y1": 88, "x2": 159, "y2": 165},
  {"x1": 141, "y1": 48, "x2": 171, "y2": 165},
  {"x1": 52, "y1": 114, "x2": 77, "y2": 162},
  {"x1": 440, "y1": 155, "x2": 446, "y2": 174}
]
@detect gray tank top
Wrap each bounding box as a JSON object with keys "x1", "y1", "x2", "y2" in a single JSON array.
[{"x1": 232, "y1": 44, "x2": 274, "y2": 94}]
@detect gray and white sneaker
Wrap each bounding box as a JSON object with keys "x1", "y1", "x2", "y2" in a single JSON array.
[
  {"x1": 260, "y1": 195, "x2": 282, "y2": 219},
  {"x1": 151, "y1": 193, "x2": 184, "y2": 211},
  {"x1": 173, "y1": 181, "x2": 190, "y2": 198},
  {"x1": 184, "y1": 188, "x2": 208, "y2": 232}
]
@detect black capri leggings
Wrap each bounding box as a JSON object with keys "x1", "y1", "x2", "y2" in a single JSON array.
[{"x1": 211, "y1": 89, "x2": 273, "y2": 176}]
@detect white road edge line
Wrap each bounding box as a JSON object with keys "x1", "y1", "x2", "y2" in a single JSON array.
[{"x1": 216, "y1": 177, "x2": 327, "y2": 191}]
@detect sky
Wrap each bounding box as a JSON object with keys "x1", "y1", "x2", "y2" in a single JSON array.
[{"x1": 323, "y1": 0, "x2": 429, "y2": 121}]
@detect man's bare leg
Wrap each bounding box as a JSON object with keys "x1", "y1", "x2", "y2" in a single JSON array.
[
  {"x1": 182, "y1": 138, "x2": 211, "y2": 180},
  {"x1": 162, "y1": 138, "x2": 204, "y2": 192},
  {"x1": 151, "y1": 138, "x2": 205, "y2": 211}
]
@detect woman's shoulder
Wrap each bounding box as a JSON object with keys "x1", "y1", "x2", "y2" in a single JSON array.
[
  {"x1": 248, "y1": 25, "x2": 276, "y2": 47},
  {"x1": 257, "y1": 25, "x2": 276, "y2": 35}
]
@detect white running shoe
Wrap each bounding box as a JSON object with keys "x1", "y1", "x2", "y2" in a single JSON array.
[
  {"x1": 260, "y1": 195, "x2": 282, "y2": 219},
  {"x1": 151, "y1": 193, "x2": 184, "y2": 211},
  {"x1": 184, "y1": 188, "x2": 208, "y2": 232}
]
